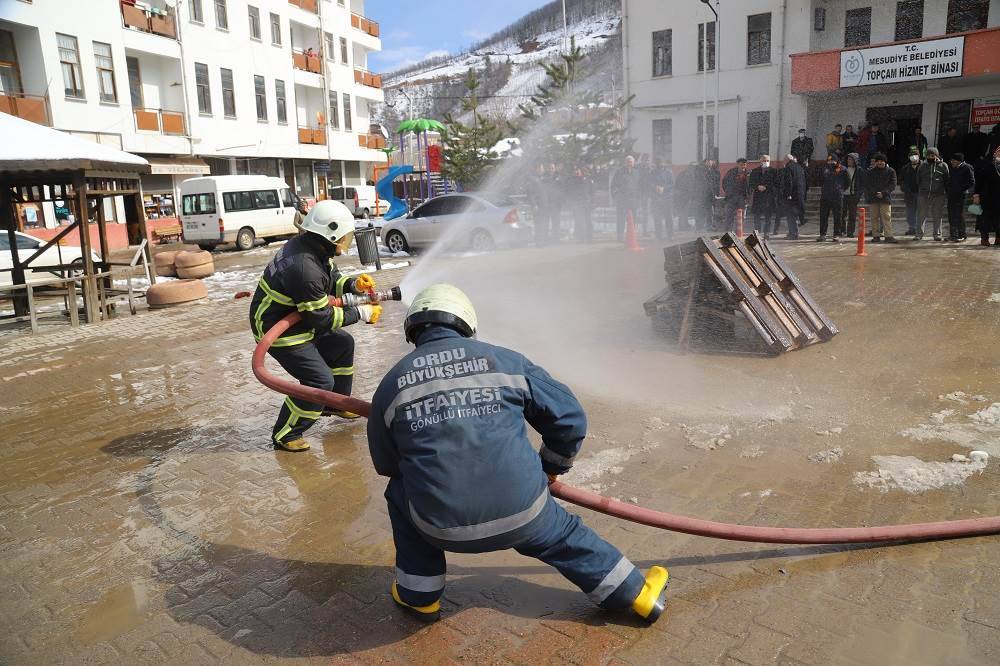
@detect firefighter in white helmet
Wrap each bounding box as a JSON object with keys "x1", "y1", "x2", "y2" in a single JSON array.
[
  {"x1": 368, "y1": 283, "x2": 670, "y2": 623},
  {"x1": 249, "y1": 200, "x2": 382, "y2": 452}
]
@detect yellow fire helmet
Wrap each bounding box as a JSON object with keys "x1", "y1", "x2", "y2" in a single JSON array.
[
  {"x1": 404, "y1": 283, "x2": 478, "y2": 343},
  {"x1": 299, "y1": 199, "x2": 357, "y2": 253}
]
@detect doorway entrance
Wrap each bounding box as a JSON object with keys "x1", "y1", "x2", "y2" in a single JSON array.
[
  {"x1": 866, "y1": 104, "x2": 923, "y2": 169},
  {"x1": 316, "y1": 175, "x2": 327, "y2": 201}
]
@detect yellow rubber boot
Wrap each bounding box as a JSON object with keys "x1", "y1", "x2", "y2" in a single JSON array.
[
  {"x1": 274, "y1": 438, "x2": 310, "y2": 452},
  {"x1": 391, "y1": 582, "x2": 441, "y2": 623},
  {"x1": 631, "y1": 566, "x2": 669, "y2": 623},
  {"x1": 328, "y1": 410, "x2": 362, "y2": 420}
]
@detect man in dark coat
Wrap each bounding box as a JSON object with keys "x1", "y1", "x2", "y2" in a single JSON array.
[
  {"x1": 818, "y1": 155, "x2": 848, "y2": 241},
  {"x1": 689, "y1": 158, "x2": 719, "y2": 231},
  {"x1": 841, "y1": 125, "x2": 858, "y2": 156},
  {"x1": 791, "y1": 129, "x2": 814, "y2": 167},
  {"x1": 673, "y1": 163, "x2": 696, "y2": 231},
  {"x1": 946, "y1": 153, "x2": 976, "y2": 242},
  {"x1": 609, "y1": 156, "x2": 640, "y2": 243},
  {"x1": 899, "y1": 149, "x2": 922, "y2": 236},
  {"x1": 865, "y1": 152, "x2": 898, "y2": 243},
  {"x1": 973, "y1": 147, "x2": 1000, "y2": 246},
  {"x1": 748, "y1": 154, "x2": 780, "y2": 237},
  {"x1": 649, "y1": 158, "x2": 675, "y2": 239},
  {"x1": 841, "y1": 153, "x2": 865, "y2": 237},
  {"x1": 779, "y1": 153, "x2": 807, "y2": 239},
  {"x1": 938, "y1": 126, "x2": 962, "y2": 161},
  {"x1": 963, "y1": 124, "x2": 991, "y2": 167},
  {"x1": 568, "y1": 165, "x2": 595, "y2": 243},
  {"x1": 722, "y1": 158, "x2": 751, "y2": 233}
]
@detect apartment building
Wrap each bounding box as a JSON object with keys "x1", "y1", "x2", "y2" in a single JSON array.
[
  {"x1": 622, "y1": 0, "x2": 1000, "y2": 169},
  {"x1": 0, "y1": 0, "x2": 386, "y2": 225}
]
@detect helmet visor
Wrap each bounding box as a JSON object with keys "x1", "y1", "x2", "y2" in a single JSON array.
[{"x1": 334, "y1": 230, "x2": 355, "y2": 254}]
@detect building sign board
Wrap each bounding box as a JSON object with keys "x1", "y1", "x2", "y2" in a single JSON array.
[
  {"x1": 972, "y1": 97, "x2": 1000, "y2": 125},
  {"x1": 840, "y1": 36, "x2": 964, "y2": 88},
  {"x1": 314, "y1": 160, "x2": 331, "y2": 173}
]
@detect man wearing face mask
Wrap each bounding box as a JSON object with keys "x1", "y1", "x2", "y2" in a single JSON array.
[
  {"x1": 900, "y1": 149, "x2": 922, "y2": 236},
  {"x1": 915, "y1": 147, "x2": 950, "y2": 241},
  {"x1": 972, "y1": 147, "x2": 1000, "y2": 246},
  {"x1": 749, "y1": 155, "x2": 779, "y2": 237}
]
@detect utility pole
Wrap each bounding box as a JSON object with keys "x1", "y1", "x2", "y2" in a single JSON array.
[
  {"x1": 700, "y1": 0, "x2": 720, "y2": 160},
  {"x1": 562, "y1": 0, "x2": 568, "y2": 54}
]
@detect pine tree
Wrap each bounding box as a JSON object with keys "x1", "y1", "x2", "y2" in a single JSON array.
[
  {"x1": 517, "y1": 36, "x2": 632, "y2": 171},
  {"x1": 440, "y1": 69, "x2": 505, "y2": 189}
]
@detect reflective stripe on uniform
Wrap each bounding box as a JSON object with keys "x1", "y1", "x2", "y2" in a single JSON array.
[
  {"x1": 383, "y1": 372, "x2": 530, "y2": 427},
  {"x1": 258, "y1": 277, "x2": 294, "y2": 306},
  {"x1": 274, "y1": 412, "x2": 299, "y2": 443},
  {"x1": 408, "y1": 488, "x2": 548, "y2": 542},
  {"x1": 253, "y1": 295, "x2": 273, "y2": 341},
  {"x1": 394, "y1": 567, "x2": 445, "y2": 593},
  {"x1": 335, "y1": 275, "x2": 350, "y2": 297},
  {"x1": 297, "y1": 296, "x2": 330, "y2": 312},
  {"x1": 331, "y1": 306, "x2": 344, "y2": 330},
  {"x1": 284, "y1": 395, "x2": 322, "y2": 419},
  {"x1": 540, "y1": 444, "x2": 576, "y2": 467},
  {"x1": 270, "y1": 331, "x2": 315, "y2": 347},
  {"x1": 253, "y1": 279, "x2": 314, "y2": 347},
  {"x1": 586, "y1": 556, "x2": 636, "y2": 604},
  {"x1": 329, "y1": 365, "x2": 354, "y2": 376}
]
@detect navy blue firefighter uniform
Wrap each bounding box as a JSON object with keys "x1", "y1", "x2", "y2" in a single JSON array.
[
  {"x1": 368, "y1": 325, "x2": 650, "y2": 616},
  {"x1": 249, "y1": 232, "x2": 364, "y2": 446}
]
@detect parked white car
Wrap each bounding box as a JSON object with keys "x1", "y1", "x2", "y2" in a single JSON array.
[
  {"x1": 0, "y1": 231, "x2": 99, "y2": 286},
  {"x1": 329, "y1": 185, "x2": 389, "y2": 219},
  {"x1": 380, "y1": 193, "x2": 531, "y2": 253},
  {"x1": 180, "y1": 175, "x2": 300, "y2": 251}
]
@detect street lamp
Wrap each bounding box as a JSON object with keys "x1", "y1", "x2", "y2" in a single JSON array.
[{"x1": 699, "y1": 0, "x2": 720, "y2": 161}]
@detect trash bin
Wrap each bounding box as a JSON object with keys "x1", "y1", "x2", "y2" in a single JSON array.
[{"x1": 355, "y1": 223, "x2": 382, "y2": 270}]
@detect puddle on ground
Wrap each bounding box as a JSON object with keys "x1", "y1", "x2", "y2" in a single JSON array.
[{"x1": 74, "y1": 580, "x2": 154, "y2": 645}]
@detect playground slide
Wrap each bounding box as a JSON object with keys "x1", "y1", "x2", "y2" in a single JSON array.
[{"x1": 376, "y1": 165, "x2": 414, "y2": 221}]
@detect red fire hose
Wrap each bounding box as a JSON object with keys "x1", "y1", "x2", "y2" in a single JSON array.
[{"x1": 253, "y1": 312, "x2": 1000, "y2": 545}]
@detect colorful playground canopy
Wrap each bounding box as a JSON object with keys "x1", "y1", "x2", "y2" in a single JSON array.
[{"x1": 396, "y1": 118, "x2": 446, "y2": 134}]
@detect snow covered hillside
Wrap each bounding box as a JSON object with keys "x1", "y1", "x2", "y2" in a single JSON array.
[{"x1": 375, "y1": 0, "x2": 622, "y2": 127}]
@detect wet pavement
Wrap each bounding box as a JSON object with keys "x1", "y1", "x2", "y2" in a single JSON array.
[{"x1": 2, "y1": 237, "x2": 1000, "y2": 664}]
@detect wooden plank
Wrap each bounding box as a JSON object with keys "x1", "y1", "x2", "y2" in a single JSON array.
[
  {"x1": 67, "y1": 279, "x2": 79, "y2": 327},
  {"x1": 74, "y1": 175, "x2": 98, "y2": 323},
  {"x1": 26, "y1": 284, "x2": 38, "y2": 334}
]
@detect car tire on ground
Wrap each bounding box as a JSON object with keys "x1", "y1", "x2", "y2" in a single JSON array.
[
  {"x1": 174, "y1": 250, "x2": 214, "y2": 279},
  {"x1": 236, "y1": 227, "x2": 255, "y2": 251},
  {"x1": 362, "y1": 208, "x2": 371, "y2": 220},
  {"x1": 385, "y1": 230, "x2": 409, "y2": 253},
  {"x1": 154, "y1": 250, "x2": 179, "y2": 277},
  {"x1": 146, "y1": 279, "x2": 208, "y2": 308},
  {"x1": 470, "y1": 229, "x2": 495, "y2": 252}
]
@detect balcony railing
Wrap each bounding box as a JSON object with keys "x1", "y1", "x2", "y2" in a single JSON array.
[
  {"x1": 358, "y1": 133, "x2": 386, "y2": 149},
  {"x1": 350, "y1": 13, "x2": 380, "y2": 38},
  {"x1": 288, "y1": 0, "x2": 318, "y2": 14},
  {"x1": 120, "y1": 1, "x2": 177, "y2": 39},
  {"x1": 353, "y1": 68, "x2": 383, "y2": 89},
  {"x1": 292, "y1": 50, "x2": 322, "y2": 74},
  {"x1": 0, "y1": 93, "x2": 50, "y2": 126},
  {"x1": 133, "y1": 107, "x2": 186, "y2": 135},
  {"x1": 298, "y1": 126, "x2": 327, "y2": 145}
]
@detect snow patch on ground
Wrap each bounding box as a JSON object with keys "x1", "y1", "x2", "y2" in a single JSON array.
[
  {"x1": 682, "y1": 423, "x2": 731, "y2": 450},
  {"x1": 809, "y1": 447, "x2": 844, "y2": 464},
  {"x1": 988, "y1": 293, "x2": 1000, "y2": 303},
  {"x1": 340, "y1": 261, "x2": 410, "y2": 277},
  {"x1": 900, "y1": 400, "x2": 1000, "y2": 456},
  {"x1": 854, "y1": 455, "x2": 986, "y2": 493},
  {"x1": 561, "y1": 436, "x2": 658, "y2": 492}
]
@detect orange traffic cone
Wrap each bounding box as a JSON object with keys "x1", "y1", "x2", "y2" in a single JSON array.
[{"x1": 625, "y1": 209, "x2": 644, "y2": 252}]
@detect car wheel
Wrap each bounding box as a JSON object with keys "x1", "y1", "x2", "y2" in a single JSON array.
[
  {"x1": 362, "y1": 208, "x2": 371, "y2": 220},
  {"x1": 385, "y1": 230, "x2": 409, "y2": 253},
  {"x1": 470, "y1": 229, "x2": 495, "y2": 252},
  {"x1": 197, "y1": 243, "x2": 215, "y2": 252},
  {"x1": 236, "y1": 227, "x2": 255, "y2": 251}
]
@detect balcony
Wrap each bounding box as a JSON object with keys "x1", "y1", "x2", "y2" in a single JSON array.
[
  {"x1": 120, "y1": 1, "x2": 177, "y2": 39},
  {"x1": 134, "y1": 107, "x2": 186, "y2": 135},
  {"x1": 358, "y1": 133, "x2": 386, "y2": 149},
  {"x1": 350, "y1": 13, "x2": 380, "y2": 38},
  {"x1": 288, "y1": 0, "x2": 317, "y2": 14},
  {"x1": 353, "y1": 68, "x2": 383, "y2": 89},
  {"x1": 292, "y1": 49, "x2": 322, "y2": 74},
  {"x1": 0, "y1": 93, "x2": 50, "y2": 126},
  {"x1": 298, "y1": 126, "x2": 327, "y2": 145}
]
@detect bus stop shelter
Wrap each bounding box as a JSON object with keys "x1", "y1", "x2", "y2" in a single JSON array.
[{"x1": 0, "y1": 113, "x2": 153, "y2": 326}]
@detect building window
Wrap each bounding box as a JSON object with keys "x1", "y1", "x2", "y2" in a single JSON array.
[
  {"x1": 254, "y1": 75, "x2": 267, "y2": 121},
  {"x1": 697, "y1": 22, "x2": 715, "y2": 72},
  {"x1": 195, "y1": 62, "x2": 211, "y2": 114},
  {"x1": 325, "y1": 32, "x2": 336, "y2": 60},
  {"x1": 0, "y1": 30, "x2": 23, "y2": 95},
  {"x1": 214, "y1": 0, "x2": 228, "y2": 30},
  {"x1": 93, "y1": 42, "x2": 117, "y2": 103},
  {"x1": 338, "y1": 0, "x2": 345, "y2": 6},
  {"x1": 275, "y1": 79, "x2": 286, "y2": 124},
  {"x1": 248, "y1": 6, "x2": 261, "y2": 40},
  {"x1": 652, "y1": 118, "x2": 672, "y2": 163},
  {"x1": 697, "y1": 114, "x2": 716, "y2": 162},
  {"x1": 747, "y1": 13, "x2": 771, "y2": 66},
  {"x1": 895, "y1": 1, "x2": 923, "y2": 40},
  {"x1": 746, "y1": 111, "x2": 770, "y2": 159},
  {"x1": 270, "y1": 13, "x2": 281, "y2": 45},
  {"x1": 328, "y1": 89, "x2": 339, "y2": 129},
  {"x1": 221, "y1": 67, "x2": 235, "y2": 117},
  {"x1": 57, "y1": 34, "x2": 84, "y2": 98},
  {"x1": 844, "y1": 7, "x2": 872, "y2": 47},
  {"x1": 190, "y1": 0, "x2": 204, "y2": 23},
  {"x1": 652, "y1": 29, "x2": 671, "y2": 77},
  {"x1": 340, "y1": 37, "x2": 348, "y2": 65},
  {"x1": 126, "y1": 56, "x2": 142, "y2": 108},
  {"x1": 342, "y1": 93, "x2": 351, "y2": 131},
  {"x1": 946, "y1": 0, "x2": 989, "y2": 33}
]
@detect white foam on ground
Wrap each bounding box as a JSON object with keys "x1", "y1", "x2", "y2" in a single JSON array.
[
  {"x1": 900, "y1": 401, "x2": 1000, "y2": 456},
  {"x1": 682, "y1": 423, "x2": 731, "y2": 450},
  {"x1": 809, "y1": 447, "x2": 844, "y2": 463},
  {"x1": 988, "y1": 293, "x2": 1000, "y2": 303},
  {"x1": 854, "y1": 455, "x2": 986, "y2": 493},
  {"x1": 561, "y1": 438, "x2": 658, "y2": 492}
]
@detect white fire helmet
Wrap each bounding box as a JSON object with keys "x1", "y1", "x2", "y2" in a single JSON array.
[
  {"x1": 404, "y1": 283, "x2": 478, "y2": 343},
  {"x1": 299, "y1": 200, "x2": 357, "y2": 253}
]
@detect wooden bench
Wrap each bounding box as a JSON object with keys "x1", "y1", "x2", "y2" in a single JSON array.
[{"x1": 154, "y1": 224, "x2": 182, "y2": 244}]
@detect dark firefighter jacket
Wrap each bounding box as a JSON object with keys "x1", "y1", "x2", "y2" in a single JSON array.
[
  {"x1": 249, "y1": 233, "x2": 361, "y2": 347},
  {"x1": 368, "y1": 326, "x2": 587, "y2": 548}
]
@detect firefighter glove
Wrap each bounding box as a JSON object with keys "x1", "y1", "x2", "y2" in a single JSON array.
[
  {"x1": 354, "y1": 274, "x2": 376, "y2": 292},
  {"x1": 357, "y1": 304, "x2": 383, "y2": 324}
]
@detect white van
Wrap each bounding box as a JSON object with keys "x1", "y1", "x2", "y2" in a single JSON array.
[
  {"x1": 180, "y1": 175, "x2": 299, "y2": 251},
  {"x1": 329, "y1": 185, "x2": 388, "y2": 219}
]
